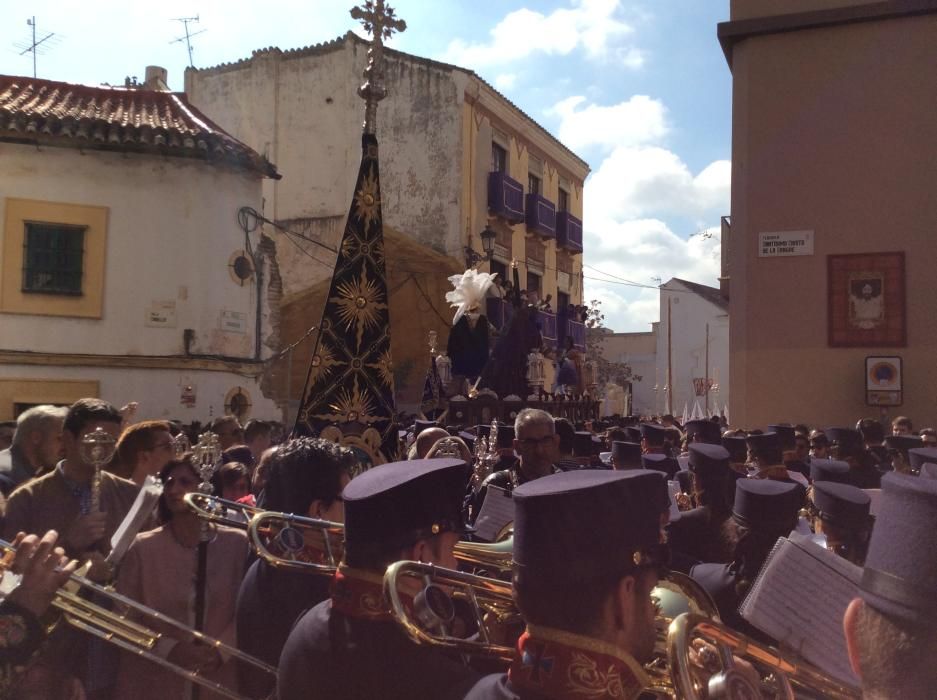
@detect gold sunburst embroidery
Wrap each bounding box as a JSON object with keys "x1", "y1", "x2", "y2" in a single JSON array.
[
  {"x1": 312, "y1": 377, "x2": 379, "y2": 425},
  {"x1": 330, "y1": 268, "x2": 387, "y2": 350},
  {"x1": 309, "y1": 342, "x2": 341, "y2": 386},
  {"x1": 353, "y1": 165, "x2": 381, "y2": 232},
  {"x1": 366, "y1": 348, "x2": 394, "y2": 389}
]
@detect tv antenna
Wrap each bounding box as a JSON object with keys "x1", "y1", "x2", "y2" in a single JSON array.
[
  {"x1": 15, "y1": 17, "x2": 60, "y2": 78},
  {"x1": 170, "y1": 16, "x2": 206, "y2": 68}
]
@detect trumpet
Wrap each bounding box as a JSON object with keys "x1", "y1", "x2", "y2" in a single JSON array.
[{"x1": 0, "y1": 538, "x2": 276, "y2": 700}]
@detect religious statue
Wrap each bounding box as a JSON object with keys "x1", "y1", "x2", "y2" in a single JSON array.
[{"x1": 445, "y1": 268, "x2": 498, "y2": 383}]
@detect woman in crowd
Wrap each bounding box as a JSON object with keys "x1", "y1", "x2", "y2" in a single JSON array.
[{"x1": 114, "y1": 457, "x2": 248, "y2": 700}]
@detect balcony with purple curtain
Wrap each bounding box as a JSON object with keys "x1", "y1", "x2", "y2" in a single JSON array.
[
  {"x1": 525, "y1": 194, "x2": 556, "y2": 239},
  {"x1": 556, "y1": 211, "x2": 583, "y2": 254},
  {"x1": 488, "y1": 171, "x2": 525, "y2": 224},
  {"x1": 567, "y1": 319, "x2": 586, "y2": 350},
  {"x1": 534, "y1": 309, "x2": 557, "y2": 345}
]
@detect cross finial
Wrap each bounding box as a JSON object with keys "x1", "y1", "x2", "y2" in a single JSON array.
[{"x1": 350, "y1": 0, "x2": 406, "y2": 134}]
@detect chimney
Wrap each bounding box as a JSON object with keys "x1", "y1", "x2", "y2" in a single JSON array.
[{"x1": 144, "y1": 66, "x2": 170, "y2": 91}]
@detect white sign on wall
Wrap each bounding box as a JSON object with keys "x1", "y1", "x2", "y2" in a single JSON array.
[
  {"x1": 758, "y1": 230, "x2": 814, "y2": 257},
  {"x1": 145, "y1": 301, "x2": 177, "y2": 328},
  {"x1": 220, "y1": 310, "x2": 248, "y2": 334}
]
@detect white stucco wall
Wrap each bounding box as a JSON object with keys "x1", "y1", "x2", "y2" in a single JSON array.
[
  {"x1": 656, "y1": 281, "x2": 730, "y2": 420},
  {"x1": 185, "y1": 38, "x2": 467, "y2": 299},
  {"x1": 0, "y1": 144, "x2": 262, "y2": 357},
  {"x1": 0, "y1": 363, "x2": 277, "y2": 421},
  {"x1": 0, "y1": 143, "x2": 279, "y2": 419}
]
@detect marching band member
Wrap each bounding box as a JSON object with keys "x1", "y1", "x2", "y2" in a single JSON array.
[
  {"x1": 473, "y1": 410, "x2": 559, "y2": 514},
  {"x1": 807, "y1": 481, "x2": 872, "y2": 565},
  {"x1": 465, "y1": 470, "x2": 670, "y2": 699},
  {"x1": 277, "y1": 458, "x2": 480, "y2": 700},
  {"x1": 236, "y1": 437, "x2": 356, "y2": 698},
  {"x1": 0, "y1": 531, "x2": 77, "y2": 699},
  {"x1": 667, "y1": 443, "x2": 734, "y2": 566},
  {"x1": 843, "y1": 473, "x2": 937, "y2": 698},
  {"x1": 690, "y1": 479, "x2": 802, "y2": 643}
]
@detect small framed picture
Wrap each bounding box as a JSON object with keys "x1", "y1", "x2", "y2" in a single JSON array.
[{"x1": 866, "y1": 356, "x2": 902, "y2": 407}]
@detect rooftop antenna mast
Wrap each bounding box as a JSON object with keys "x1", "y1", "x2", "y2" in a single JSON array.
[
  {"x1": 18, "y1": 17, "x2": 57, "y2": 78},
  {"x1": 170, "y1": 16, "x2": 206, "y2": 68}
]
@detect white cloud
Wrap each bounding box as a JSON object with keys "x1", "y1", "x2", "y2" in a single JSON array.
[
  {"x1": 493, "y1": 73, "x2": 517, "y2": 91},
  {"x1": 583, "y1": 221, "x2": 723, "y2": 331},
  {"x1": 440, "y1": 0, "x2": 639, "y2": 69},
  {"x1": 585, "y1": 146, "x2": 730, "y2": 223},
  {"x1": 547, "y1": 95, "x2": 668, "y2": 152}
]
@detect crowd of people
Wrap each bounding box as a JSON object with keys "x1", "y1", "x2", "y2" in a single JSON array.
[{"x1": 0, "y1": 397, "x2": 935, "y2": 699}]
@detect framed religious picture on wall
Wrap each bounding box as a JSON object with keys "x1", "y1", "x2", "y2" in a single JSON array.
[{"x1": 828, "y1": 252, "x2": 906, "y2": 347}]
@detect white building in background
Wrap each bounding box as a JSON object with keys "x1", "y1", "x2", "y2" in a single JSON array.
[
  {"x1": 0, "y1": 71, "x2": 281, "y2": 422},
  {"x1": 600, "y1": 279, "x2": 730, "y2": 420},
  {"x1": 656, "y1": 278, "x2": 729, "y2": 421}
]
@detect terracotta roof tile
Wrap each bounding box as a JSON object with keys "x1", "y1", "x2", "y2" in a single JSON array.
[{"x1": 0, "y1": 75, "x2": 279, "y2": 178}]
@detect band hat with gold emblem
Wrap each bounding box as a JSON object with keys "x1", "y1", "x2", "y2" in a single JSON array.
[
  {"x1": 687, "y1": 443, "x2": 730, "y2": 481},
  {"x1": 342, "y1": 458, "x2": 472, "y2": 559},
  {"x1": 684, "y1": 419, "x2": 722, "y2": 445},
  {"x1": 810, "y1": 459, "x2": 852, "y2": 484},
  {"x1": 512, "y1": 470, "x2": 669, "y2": 584},
  {"x1": 860, "y1": 472, "x2": 937, "y2": 623},
  {"x1": 640, "y1": 423, "x2": 670, "y2": 445},
  {"x1": 907, "y1": 447, "x2": 937, "y2": 473},
  {"x1": 811, "y1": 481, "x2": 871, "y2": 528},
  {"x1": 823, "y1": 427, "x2": 864, "y2": 456}
]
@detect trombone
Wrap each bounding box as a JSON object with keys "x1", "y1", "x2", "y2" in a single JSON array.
[
  {"x1": 184, "y1": 493, "x2": 263, "y2": 529},
  {"x1": 247, "y1": 511, "x2": 344, "y2": 574},
  {"x1": 0, "y1": 538, "x2": 276, "y2": 700}
]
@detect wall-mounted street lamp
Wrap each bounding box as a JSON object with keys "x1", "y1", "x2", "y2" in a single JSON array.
[{"x1": 464, "y1": 225, "x2": 498, "y2": 268}]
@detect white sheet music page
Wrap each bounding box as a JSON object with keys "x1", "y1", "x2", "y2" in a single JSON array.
[
  {"x1": 739, "y1": 535, "x2": 861, "y2": 686},
  {"x1": 107, "y1": 475, "x2": 162, "y2": 566},
  {"x1": 474, "y1": 485, "x2": 514, "y2": 542}
]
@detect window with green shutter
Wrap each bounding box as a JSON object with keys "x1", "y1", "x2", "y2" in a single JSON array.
[{"x1": 22, "y1": 222, "x2": 86, "y2": 295}]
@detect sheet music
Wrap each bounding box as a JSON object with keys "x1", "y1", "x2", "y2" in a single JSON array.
[
  {"x1": 667, "y1": 480, "x2": 682, "y2": 521},
  {"x1": 739, "y1": 536, "x2": 861, "y2": 686},
  {"x1": 107, "y1": 476, "x2": 162, "y2": 567},
  {"x1": 474, "y1": 485, "x2": 514, "y2": 542}
]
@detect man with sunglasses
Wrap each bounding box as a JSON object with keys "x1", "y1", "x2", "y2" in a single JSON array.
[
  {"x1": 464, "y1": 470, "x2": 671, "y2": 699},
  {"x1": 470, "y1": 409, "x2": 559, "y2": 523}
]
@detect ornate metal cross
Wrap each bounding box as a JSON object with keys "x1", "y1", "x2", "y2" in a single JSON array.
[{"x1": 350, "y1": 0, "x2": 406, "y2": 134}]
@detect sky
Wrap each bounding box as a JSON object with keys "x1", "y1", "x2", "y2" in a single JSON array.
[{"x1": 1, "y1": 0, "x2": 732, "y2": 333}]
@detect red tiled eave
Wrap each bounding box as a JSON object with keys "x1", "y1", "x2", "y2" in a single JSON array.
[{"x1": 0, "y1": 75, "x2": 279, "y2": 179}]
